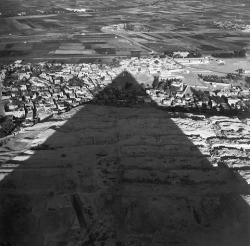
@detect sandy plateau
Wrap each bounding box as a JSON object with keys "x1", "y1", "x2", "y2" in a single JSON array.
[{"x1": 0, "y1": 104, "x2": 250, "y2": 246}]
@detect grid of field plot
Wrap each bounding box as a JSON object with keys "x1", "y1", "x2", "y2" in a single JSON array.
[{"x1": 55, "y1": 42, "x2": 96, "y2": 55}]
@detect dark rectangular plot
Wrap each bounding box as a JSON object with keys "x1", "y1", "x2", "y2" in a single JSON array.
[
  {"x1": 40, "y1": 22, "x2": 60, "y2": 28},
  {"x1": 84, "y1": 44, "x2": 92, "y2": 49},
  {"x1": 16, "y1": 19, "x2": 26, "y2": 23},
  {"x1": 78, "y1": 58, "x2": 97, "y2": 63},
  {"x1": 94, "y1": 48, "x2": 116, "y2": 54},
  {"x1": 168, "y1": 35, "x2": 182, "y2": 38},
  {"x1": 33, "y1": 42, "x2": 58, "y2": 49},
  {"x1": 146, "y1": 43, "x2": 187, "y2": 51},
  {"x1": 0, "y1": 44, "x2": 6, "y2": 50},
  {"x1": 200, "y1": 44, "x2": 222, "y2": 51},
  {"x1": 43, "y1": 40, "x2": 59, "y2": 44},
  {"x1": 190, "y1": 34, "x2": 205, "y2": 40},
  {"x1": 0, "y1": 50, "x2": 31, "y2": 57},
  {"x1": 0, "y1": 50, "x2": 10, "y2": 57},
  {"x1": 81, "y1": 41, "x2": 107, "y2": 45},
  {"x1": 5, "y1": 43, "x2": 14, "y2": 49}
]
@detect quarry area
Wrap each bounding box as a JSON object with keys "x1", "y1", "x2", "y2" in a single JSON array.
[{"x1": 0, "y1": 104, "x2": 250, "y2": 246}]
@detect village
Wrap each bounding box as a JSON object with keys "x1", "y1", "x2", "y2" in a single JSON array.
[{"x1": 0, "y1": 55, "x2": 249, "y2": 136}]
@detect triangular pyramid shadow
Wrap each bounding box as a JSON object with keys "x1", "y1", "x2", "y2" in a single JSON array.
[
  {"x1": 90, "y1": 71, "x2": 147, "y2": 106},
  {"x1": 0, "y1": 71, "x2": 249, "y2": 246}
]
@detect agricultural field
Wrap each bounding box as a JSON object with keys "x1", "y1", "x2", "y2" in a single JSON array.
[{"x1": 0, "y1": 0, "x2": 250, "y2": 63}]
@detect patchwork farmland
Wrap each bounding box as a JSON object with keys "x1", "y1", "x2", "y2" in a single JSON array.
[{"x1": 0, "y1": 0, "x2": 250, "y2": 63}]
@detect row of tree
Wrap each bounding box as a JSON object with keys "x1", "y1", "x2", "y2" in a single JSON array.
[
  {"x1": 212, "y1": 50, "x2": 246, "y2": 58},
  {"x1": 198, "y1": 73, "x2": 242, "y2": 83}
]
